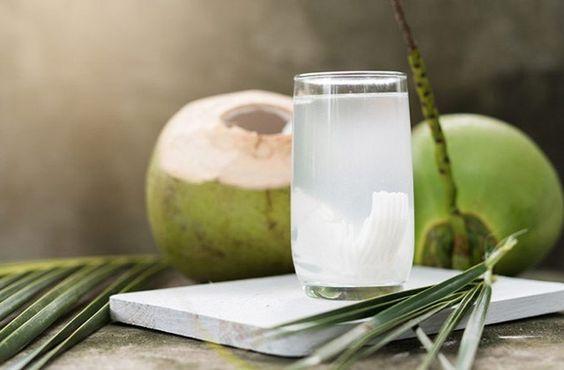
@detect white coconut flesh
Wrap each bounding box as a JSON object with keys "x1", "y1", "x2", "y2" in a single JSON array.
[{"x1": 157, "y1": 90, "x2": 292, "y2": 190}]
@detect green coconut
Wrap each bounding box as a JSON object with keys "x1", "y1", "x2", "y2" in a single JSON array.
[
  {"x1": 147, "y1": 90, "x2": 293, "y2": 281},
  {"x1": 412, "y1": 114, "x2": 563, "y2": 275}
]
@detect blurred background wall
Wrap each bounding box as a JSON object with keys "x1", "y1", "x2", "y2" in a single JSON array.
[{"x1": 0, "y1": 0, "x2": 562, "y2": 269}]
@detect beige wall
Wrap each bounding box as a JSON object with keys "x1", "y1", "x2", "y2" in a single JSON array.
[{"x1": 1, "y1": 1, "x2": 562, "y2": 268}]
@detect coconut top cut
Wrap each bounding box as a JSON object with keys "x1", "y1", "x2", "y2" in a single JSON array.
[{"x1": 157, "y1": 90, "x2": 292, "y2": 190}]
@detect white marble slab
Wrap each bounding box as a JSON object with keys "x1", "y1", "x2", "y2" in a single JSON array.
[{"x1": 110, "y1": 266, "x2": 564, "y2": 357}]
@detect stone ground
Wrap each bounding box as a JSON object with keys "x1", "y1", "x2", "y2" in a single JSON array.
[
  {"x1": 37, "y1": 314, "x2": 564, "y2": 370},
  {"x1": 4, "y1": 271, "x2": 564, "y2": 370}
]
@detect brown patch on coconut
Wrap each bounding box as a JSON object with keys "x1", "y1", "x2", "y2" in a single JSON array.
[{"x1": 157, "y1": 90, "x2": 292, "y2": 190}]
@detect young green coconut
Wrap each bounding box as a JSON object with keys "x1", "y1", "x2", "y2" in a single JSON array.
[
  {"x1": 412, "y1": 114, "x2": 563, "y2": 274},
  {"x1": 393, "y1": 0, "x2": 562, "y2": 275},
  {"x1": 146, "y1": 90, "x2": 293, "y2": 281}
]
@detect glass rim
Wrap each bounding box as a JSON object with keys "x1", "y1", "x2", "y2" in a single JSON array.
[{"x1": 294, "y1": 70, "x2": 406, "y2": 81}]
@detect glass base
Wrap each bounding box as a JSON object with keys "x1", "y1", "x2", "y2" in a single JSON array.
[{"x1": 304, "y1": 284, "x2": 403, "y2": 300}]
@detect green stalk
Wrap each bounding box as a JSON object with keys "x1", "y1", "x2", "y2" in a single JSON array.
[{"x1": 390, "y1": 0, "x2": 470, "y2": 269}]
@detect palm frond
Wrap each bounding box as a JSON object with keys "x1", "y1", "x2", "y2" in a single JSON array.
[
  {"x1": 333, "y1": 295, "x2": 464, "y2": 370},
  {"x1": 291, "y1": 264, "x2": 487, "y2": 366},
  {"x1": 20, "y1": 263, "x2": 166, "y2": 370},
  {"x1": 414, "y1": 327, "x2": 454, "y2": 370},
  {"x1": 0, "y1": 268, "x2": 76, "y2": 322},
  {"x1": 0, "y1": 273, "x2": 30, "y2": 291},
  {"x1": 0, "y1": 271, "x2": 49, "y2": 302},
  {"x1": 454, "y1": 271, "x2": 493, "y2": 370},
  {"x1": 417, "y1": 283, "x2": 482, "y2": 370},
  {"x1": 277, "y1": 231, "x2": 523, "y2": 369},
  {"x1": 0, "y1": 255, "x2": 165, "y2": 369},
  {"x1": 0, "y1": 255, "x2": 157, "y2": 275},
  {"x1": 274, "y1": 286, "x2": 429, "y2": 334}
]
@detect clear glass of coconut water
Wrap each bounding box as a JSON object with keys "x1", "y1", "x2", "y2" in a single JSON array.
[{"x1": 292, "y1": 71, "x2": 414, "y2": 300}]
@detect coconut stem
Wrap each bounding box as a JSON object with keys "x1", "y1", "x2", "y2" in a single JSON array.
[{"x1": 390, "y1": 0, "x2": 470, "y2": 269}]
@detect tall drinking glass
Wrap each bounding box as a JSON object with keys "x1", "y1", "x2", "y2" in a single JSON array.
[{"x1": 292, "y1": 71, "x2": 414, "y2": 300}]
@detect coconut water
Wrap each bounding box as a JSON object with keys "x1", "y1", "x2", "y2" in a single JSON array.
[{"x1": 292, "y1": 92, "x2": 414, "y2": 288}]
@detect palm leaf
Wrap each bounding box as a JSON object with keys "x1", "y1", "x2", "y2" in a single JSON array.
[
  {"x1": 455, "y1": 272, "x2": 493, "y2": 370},
  {"x1": 0, "y1": 255, "x2": 164, "y2": 367},
  {"x1": 418, "y1": 283, "x2": 483, "y2": 370},
  {"x1": 283, "y1": 231, "x2": 522, "y2": 368},
  {"x1": 0, "y1": 255, "x2": 157, "y2": 276},
  {"x1": 274, "y1": 282, "x2": 480, "y2": 337},
  {"x1": 0, "y1": 268, "x2": 76, "y2": 322},
  {"x1": 26, "y1": 263, "x2": 167, "y2": 370},
  {"x1": 10, "y1": 263, "x2": 153, "y2": 369},
  {"x1": 274, "y1": 286, "x2": 429, "y2": 334},
  {"x1": 0, "y1": 264, "x2": 123, "y2": 361},
  {"x1": 0, "y1": 266, "x2": 94, "y2": 342},
  {"x1": 0, "y1": 273, "x2": 29, "y2": 291},
  {"x1": 333, "y1": 295, "x2": 464, "y2": 370},
  {"x1": 292, "y1": 290, "x2": 468, "y2": 368},
  {"x1": 0, "y1": 271, "x2": 49, "y2": 302},
  {"x1": 414, "y1": 327, "x2": 454, "y2": 370},
  {"x1": 289, "y1": 264, "x2": 486, "y2": 366}
]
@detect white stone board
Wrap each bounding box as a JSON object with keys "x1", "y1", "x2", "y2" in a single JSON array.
[{"x1": 110, "y1": 266, "x2": 564, "y2": 357}]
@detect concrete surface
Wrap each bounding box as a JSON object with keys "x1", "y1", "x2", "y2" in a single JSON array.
[
  {"x1": 36, "y1": 313, "x2": 564, "y2": 370},
  {"x1": 9, "y1": 270, "x2": 561, "y2": 370}
]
